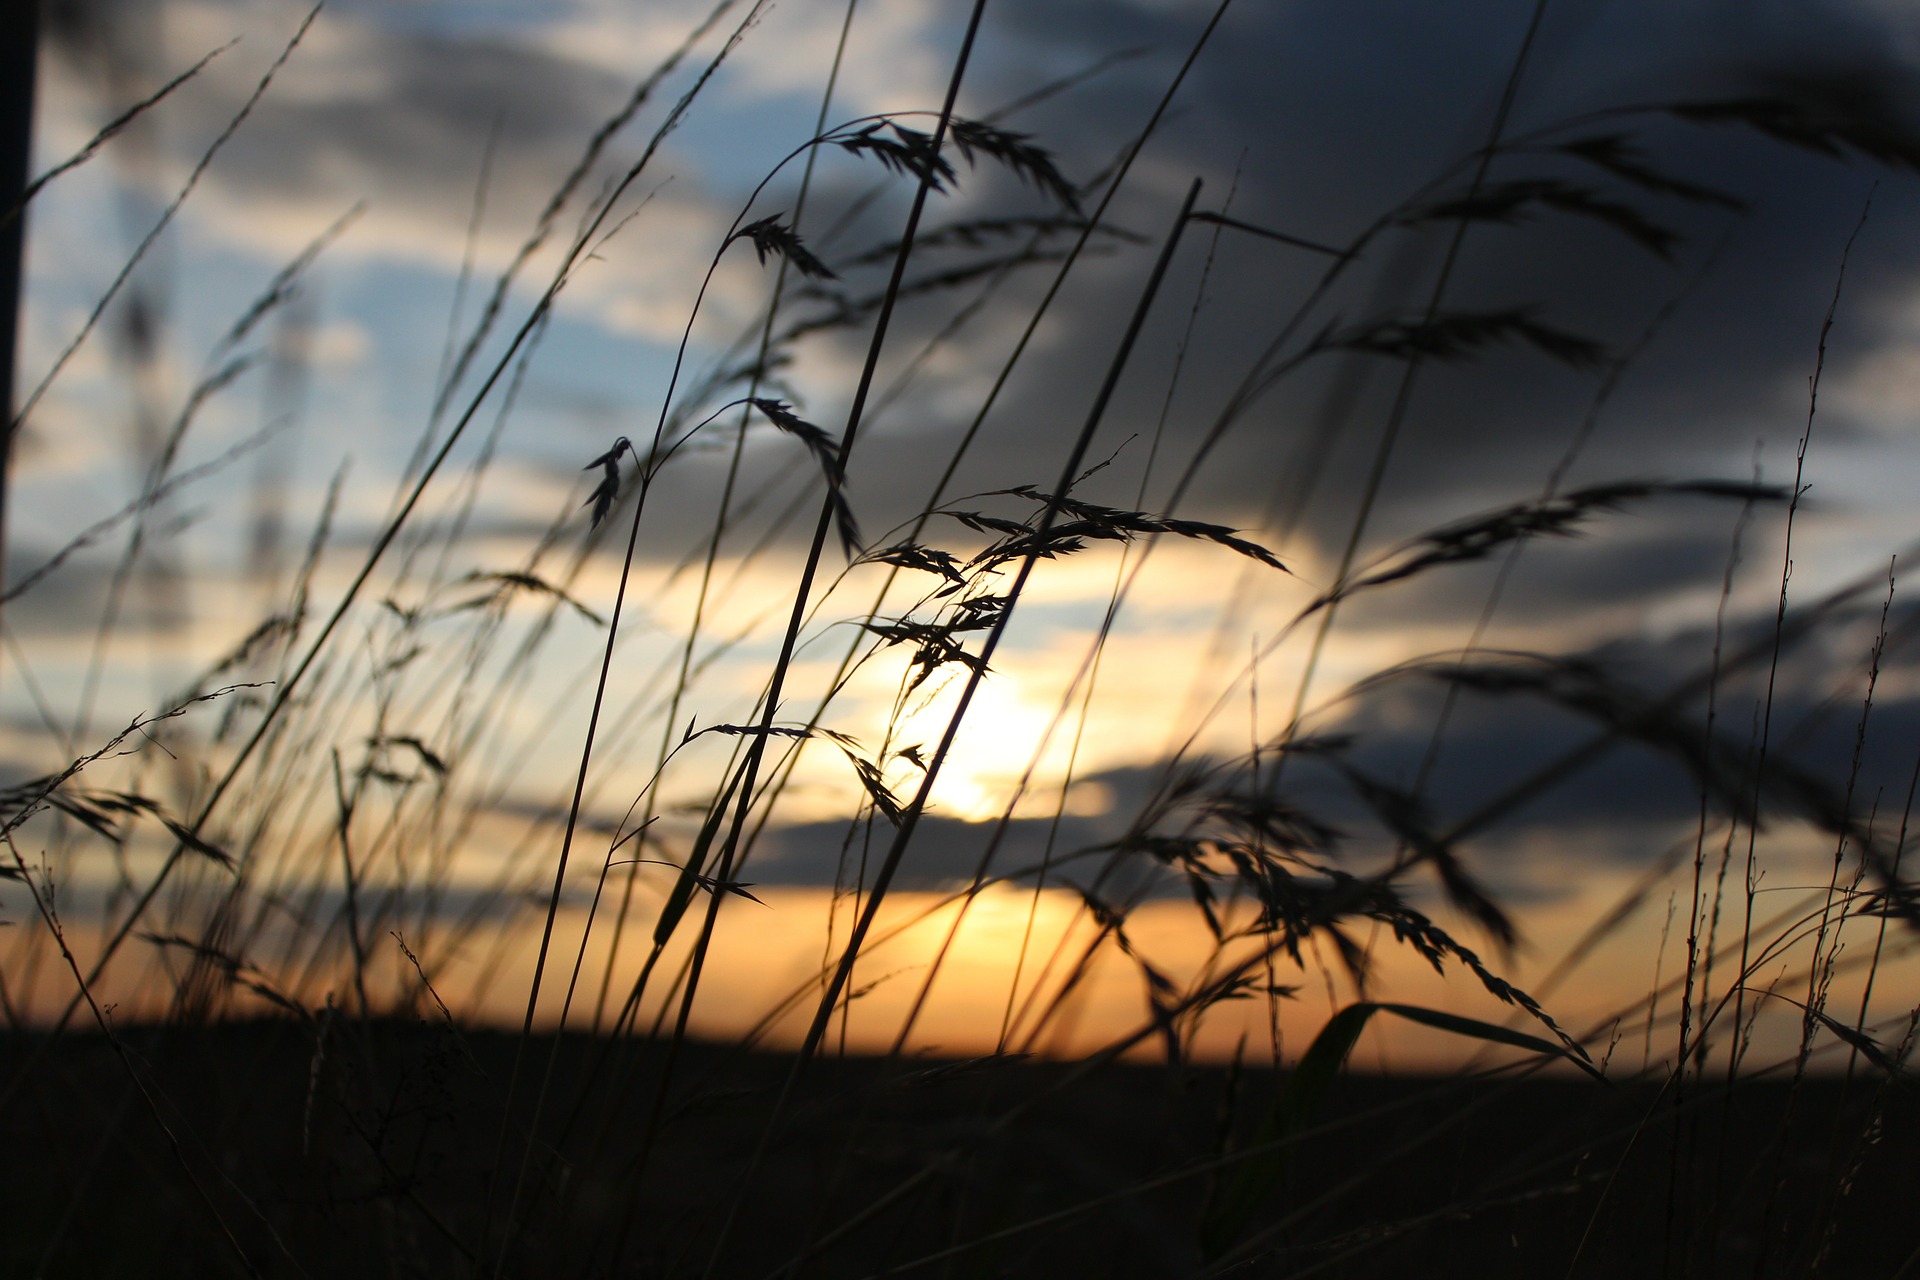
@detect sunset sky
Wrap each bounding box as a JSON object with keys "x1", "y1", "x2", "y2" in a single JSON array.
[{"x1": 9, "y1": 0, "x2": 1920, "y2": 1066}]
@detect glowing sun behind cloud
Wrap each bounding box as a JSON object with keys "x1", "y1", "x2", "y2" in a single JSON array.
[{"x1": 891, "y1": 670, "x2": 1069, "y2": 824}]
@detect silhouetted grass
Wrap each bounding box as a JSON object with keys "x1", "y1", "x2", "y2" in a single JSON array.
[{"x1": 4, "y1": 2, "x2": 1918, "y2": 1277}]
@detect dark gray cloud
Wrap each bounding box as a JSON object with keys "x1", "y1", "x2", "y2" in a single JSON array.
[
  {"x1": 44, "y1": 0, "x2": 1920, "y2": 500},
  {"x1": 731, "y1": 588, "x2": 1920, "y2": 916},
  {"x1": 1328, "y1": 506, "x2": 1754, "y2": 630},
  {"x1": 750, "y1": 810, "x2": 1116, "y2": 893},
  {"x1": 28, "y1": 1, "x2": 1920, "y2": 919},
  {"x1": 47, "y1": 0, "x2": 1919, "y2": 588},
  {"x1": 1308, "y1": 596, "x2": 1920, "y2": 846},
  {"x1": 713, "y1": 0, "x2": 1920, "y2": 570},
  {"x1": 4, "y1": 545, "x2": 194, "y2": 638},
  {"x1": 47, "y1": 0, "x2": 653, "y2": 239}
]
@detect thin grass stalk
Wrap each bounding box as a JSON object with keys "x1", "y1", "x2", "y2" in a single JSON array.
[
  {"x1": 707, "y1": 0, "x2": 1240, "y2": 1075},
  {"x1": 1798, "y1": 559, "x2": 1893, "y2": 1074},
  {"x1": 913, "y1": 100, "x2": 1728, "y2": 1051},
  {"x1": 586, "y1": 0, "x2": 862, "y2": 1037},
  {"x1": 5, "y1": 830, "x2": 289, "y2": 1277},
  {"x1": 1726, "y1": 193, "x2": 1871, "y2": 1088},
  {"x1": 418, "y1": 238, "x2": 537, "y2": 605},
  {"x1": 889, "y1": 0, "x2": 1237, "y2": 539},
  {"x1": 1407, "y1": 231, "x2": 1735, "y2": 841},
  {"x1": 1748, "y1": 544, "x2": 1895, "y2": 1273},
  {"x1": 4, "y1": 39, "x2": 235, "y2": 230},
  {"x1": 727, "y1": 0, "x2": 1237, "y2": 846},
  {"x1": 942, "y1": 143, "x2": 1548, "y2": 858},
  {"x1": 1076, "y1": 551, "x2": 1918, "y2": 1085},
  {"x1": 805, "y1": 176, "x2": 1202, "y2": 1071},
  {"x1": 427, "y1": 115, "x2": 502, "y2": 431},
  {"x1": 74, "y1": 355, "x2": 254, "y2": 738},
  {"x1": 1667, "y1": 464, "x2": 1763, "y2": 1275},
  {"x1": 1275, "y1": 0, "x2": 1553, "y2": 756},
  {"x1": 0, "y1": 623, "x2": 71, "y2": 753},
  {"x1": 1423, "y1": 542, "x2": 1916, "y2": 860},
  {"x1": 650, "y1": 134, "x2": 1216, "y2": 1045},
  {"x1": 896, "y1": 164, "x2": 1244, "y2": 1063},
  {"x1": 10, "y1": 6, "x2": 320, "y2": 439},
  {"x1": 487, "y1": 50, "x2": 1114, "y2": 1087},
  {"x1": 60, "y1": 0, "x2": 766, "y2": 1068},
  {"x1": 486, "y1": 405, "x2": 746, "y2": 1266},
  {"x1": 327, "y1": 749, "x2": 368, "y2": 1020},
  {"x1": 602, "y1": 14, "x2": 997, "y2": 1260},
  {"x1": 421, "y1": 0, "x2": 742, "y2": 446},
  {"x1": 1690, "y1": 476, "x2": 1761, "y2": 1038},
  {"x1": 1852, "y1": 738, "x2": 1920, "y2": 1061}
]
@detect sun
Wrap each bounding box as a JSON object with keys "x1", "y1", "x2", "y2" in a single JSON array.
[{"x1": 894, "y1": 672, "x2": 1063, "y2": 824}]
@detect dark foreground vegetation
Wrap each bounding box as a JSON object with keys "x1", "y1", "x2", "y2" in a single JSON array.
[{"x1": 2, "y1": 1021, "x2": 1914, "y2": 1278}]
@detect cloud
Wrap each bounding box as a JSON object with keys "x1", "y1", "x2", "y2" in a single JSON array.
[
  {"x1": 42, "y1": 0, "x2": 1920, "y2": 513},
  {"x1": 826, "y1": 0, "x2": 1920, "y2": 544},
  {"x1": 23, "y1": 0, "x2": 1920, "y2": 868},
  {"x1": 731, "y1": 592, "x2": 1920, "y2": 907}
]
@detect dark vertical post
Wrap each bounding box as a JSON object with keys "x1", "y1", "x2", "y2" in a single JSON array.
[{"x1": 0, "y1": 0, "x2": 40, "y2": 613}]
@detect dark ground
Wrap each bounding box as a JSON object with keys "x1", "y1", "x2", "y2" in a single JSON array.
[{"x1": 1, "y1": 1019, "x2": 1913, "y2": 1278}]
